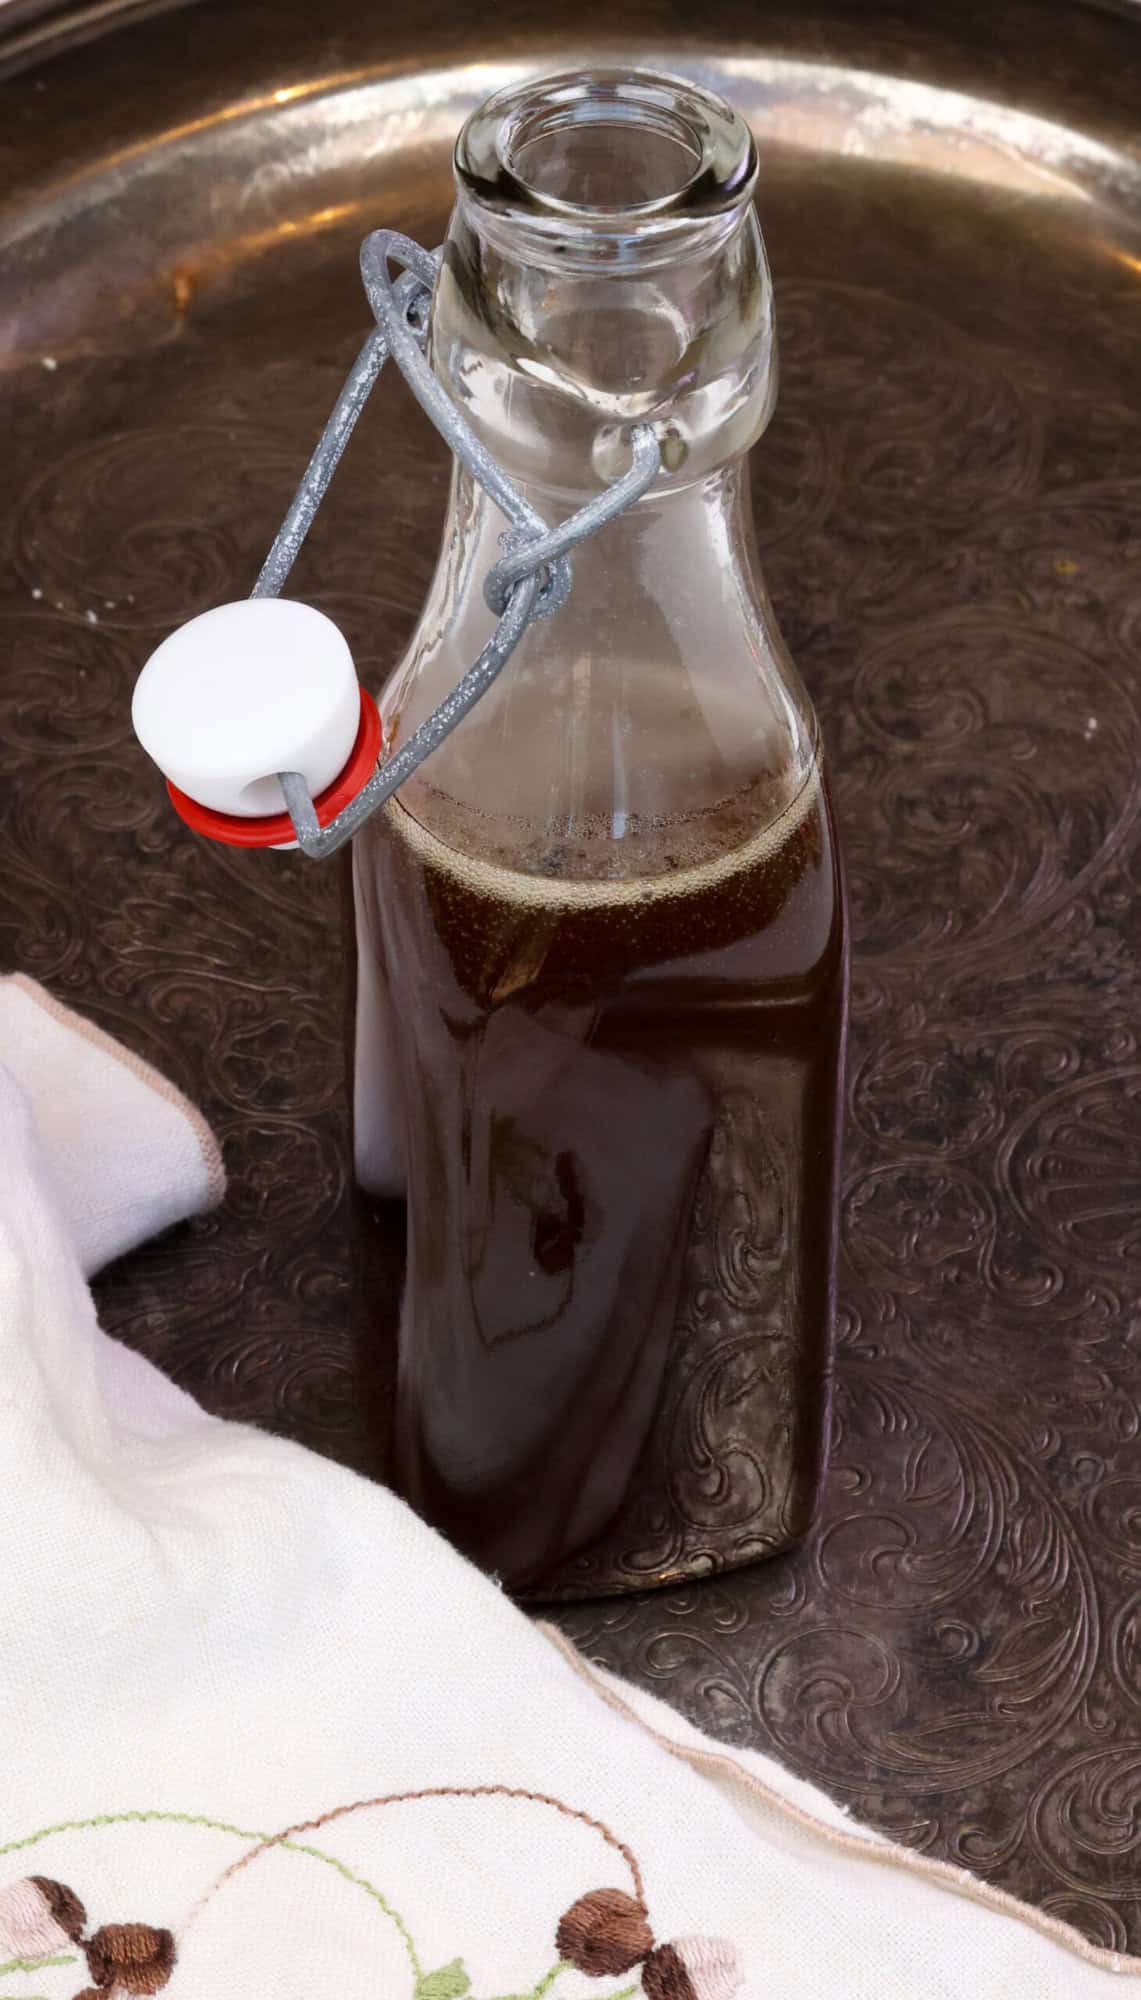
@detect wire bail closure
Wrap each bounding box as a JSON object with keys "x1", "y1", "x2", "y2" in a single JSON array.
[{"x1": 236, "y1": 229, "x2": 662, "y2": 860}]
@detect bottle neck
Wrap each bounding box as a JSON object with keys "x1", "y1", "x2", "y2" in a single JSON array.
[
  {"x1": 375, "y1": 67, "x2": 816, "y2": 882},
  {"x1": 429, "y1": 192, "x2": 777, "y2": 503},
  {"x1": 431, "y1": 67, "x2": 775, "y2": 502}
]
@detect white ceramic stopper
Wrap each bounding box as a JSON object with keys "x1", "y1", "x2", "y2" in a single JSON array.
[{"x1": 132, "y1": 598, "x2": 360, "y2": 817}]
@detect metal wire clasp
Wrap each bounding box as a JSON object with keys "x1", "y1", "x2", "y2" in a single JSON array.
[{"x1": 252, "y1": 229, "x2": 662, "y2": 859}]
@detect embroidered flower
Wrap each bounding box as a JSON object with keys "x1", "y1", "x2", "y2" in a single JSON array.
[
  {"x1": 84, "y1": 1923, "x2": 175, "y2": 1995},
  {"x1": 555, "y1": 1887, "x2": 654, "y2": 1976},
  {"x1": 0, "y1": 1876, "x2": 86, "y2": 1957},
  {"x1": 642, "y1": 1936, "x2": 742, "y2": 2000}
]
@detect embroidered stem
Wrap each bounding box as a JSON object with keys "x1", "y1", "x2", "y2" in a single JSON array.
[
  {"x1": 485, "y1": 1959, "x2": 570, "y2": 2000},
  {"x1": 530, "y1": 1963, "x2": 566, "y2": 2000},
  {"x1": 0, "y1": 1814, "x2": 418, "y2": 1978},
  {"x1": 1, "y1": 1796, "x2": 649, "y2": 2000},
  {"x1": 0, "y1": 1810, "x2": 264, "y2": 1861},
  {"x1": 0, "y1": 1961, "x2": 76, "y2": 1978},
  {"x1": 277, "y1": 1841, "x2": 420, "y2": 1976},
  {"x1": 198, "y1": 1785, "x2": 645, "y2": 1919}
]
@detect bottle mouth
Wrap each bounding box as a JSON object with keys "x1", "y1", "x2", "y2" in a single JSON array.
[{"x1": 456, "y1": 68, "x2": 757, "y2": 255}]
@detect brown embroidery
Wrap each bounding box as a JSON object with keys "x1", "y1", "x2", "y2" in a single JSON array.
[
  {"x1": 0, "y1": 1873, "x2": 175, "y2": 2000},
  {"x1": 84, "y1": 1923, "x2": 175, "y2": 1995},
  {"x1": 29, "y1": 1878, "x2": 86, "y2": 1944},
  {"x1": 2, "y1": 1792, "x2": 740, "y2": 1997},
  {"x1": 544, "y1": 1618, "x2": 1141, "y2": 1983},
  {"x1": 553, "y1": 1893, "x2": 741, "y2": 2000},
  {"x1": 642, "y1": 1938, "x2": 740, "y2": 2000},
  {"x1": 642, "y1": 1945, "x2": 691, "y2": 2000},
  {"x1": 556, "y1": 1888, "x2": 654, "y2": 1976},
  {"x1": 0, "y1": 1875, "x2": 85, "y2": 1959},
  {"x1": 198, "y1": 1782, "x2": 646, "y2": 1913}
]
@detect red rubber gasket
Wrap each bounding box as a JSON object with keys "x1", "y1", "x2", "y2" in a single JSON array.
[{"x1": 166, "y1": 686, "x2": 382, "y2": 848}]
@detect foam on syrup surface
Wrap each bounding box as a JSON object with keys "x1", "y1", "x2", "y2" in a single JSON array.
[{"x1": 382, "y1": 760, "x2": 823, "y2": 913}]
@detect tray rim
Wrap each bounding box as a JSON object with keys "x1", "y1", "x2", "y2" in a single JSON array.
[{"x1": 3, "y1": 0, "x2": 1141, "y2": 78}]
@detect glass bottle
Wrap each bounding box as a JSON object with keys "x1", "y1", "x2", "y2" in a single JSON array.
[{"x1": 352, "y1": 68, "x2": 848, "y2": 1600}]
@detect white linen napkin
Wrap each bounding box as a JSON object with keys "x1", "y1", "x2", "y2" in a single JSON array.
[
  {"x1": 0, "y1": 976, "x2": 1135, "y2": 2000},
  {"x1": 0, "y1": 975, "x2": 224, "y2": 1275}
]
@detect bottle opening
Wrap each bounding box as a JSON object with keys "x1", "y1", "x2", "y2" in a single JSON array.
[
  {"x1": 456, "y1": 68, "x2": 756, "y2": 235},
  {"x1": 438, "y1": 63, "x2": 774, "y2": 479},
  {"x1": 505, "y1": 87, "x2": 702, "y2": 211}
]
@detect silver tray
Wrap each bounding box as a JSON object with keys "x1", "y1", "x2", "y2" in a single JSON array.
[{"x1": 2, "y1": 0, "x2": 1140, "y2": 1950}]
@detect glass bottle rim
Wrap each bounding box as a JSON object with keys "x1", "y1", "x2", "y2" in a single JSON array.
[{"x1": 455, "y1": 66, "x2": 758, "y2": 241}]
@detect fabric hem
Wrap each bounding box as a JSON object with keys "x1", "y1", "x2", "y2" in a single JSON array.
[
  {"x1": 7, "y1": 975, "x2": 226, "y2": 1212},
  {"x1": 540, "y1": 1624, "x2": 1141, "y2": 1980}
]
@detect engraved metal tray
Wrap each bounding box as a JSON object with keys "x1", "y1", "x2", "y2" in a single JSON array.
[{"x1": 2, "y1": 0, "x2": 1140, "y2": 1949}]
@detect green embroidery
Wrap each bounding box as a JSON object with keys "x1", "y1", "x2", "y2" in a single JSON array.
[
  {"x1": 0, "y1": 1796, "x2": 684, "y2": 2000},
  {"x1": 0, "y1": 1813, "x2": 419, "y2": 1978},
  {"x1": 528, "y1": 1964, "x2": 565, "y2": 2000},
  {"x1": 416, "y1": 1958, "x2": 471, "y2": 1999},
  {"x1": 0, "y1": 1961, "x2": 76, "y2": 1979},
  {"x1": 276, "y1": 1839, "x2": 420, "y2": 1976},
  {"x1": 484, "y1": 1978, "x2": 638, "y2": 2000},
  {"x1": 0, "y1": 1809, "x2": 261, "y2": 1859},
  {"x1": 484, "y1": 1960, "x2": 568, "y2": 2000}
]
